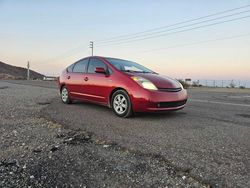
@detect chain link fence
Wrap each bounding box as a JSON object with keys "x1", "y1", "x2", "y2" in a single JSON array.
[{"x1": 191, "y1": 79, "x2": 250, "y2": 88}]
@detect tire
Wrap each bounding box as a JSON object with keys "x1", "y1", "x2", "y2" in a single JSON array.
[
  {"x1": 61, "y1": 86, "x2": 72, "y2": 104},
  {"x1": 111, "y1": 90, "x2": 133, "y2": 118}
]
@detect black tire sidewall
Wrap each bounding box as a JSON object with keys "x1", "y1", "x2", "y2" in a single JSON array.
[{"x1": 111, "y1": 90, "x2": 132, "y2": 118}]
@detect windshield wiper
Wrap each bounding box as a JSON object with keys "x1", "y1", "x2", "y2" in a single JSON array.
[
  {"x1": 122, "y1": 70, "x2": 157, "y2": 74},
  {"x1": 122, "y1": 70, "x2": 133, "y2": 72}
]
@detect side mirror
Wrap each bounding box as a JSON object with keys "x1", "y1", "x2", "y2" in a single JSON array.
[{"x1": 95, "y1": 67, "x2": 106, "y2": 74}]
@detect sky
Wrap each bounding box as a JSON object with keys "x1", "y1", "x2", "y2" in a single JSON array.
[{"x1": 1, "y1": 0, "x2": 250, "y2": 84}]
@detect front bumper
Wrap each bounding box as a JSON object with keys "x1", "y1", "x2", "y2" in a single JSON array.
[{"x1": 130, "y1": 88, "x2": 188, "y2": 112}]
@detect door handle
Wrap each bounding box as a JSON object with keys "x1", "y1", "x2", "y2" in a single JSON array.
[
  {"x1": 67, "y1": 75, "x2": 70, "y2": 79},
  {"x1": 84, "y1": 77, "x2": 88, "y2": 81}
]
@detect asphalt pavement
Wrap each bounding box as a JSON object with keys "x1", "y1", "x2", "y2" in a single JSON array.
[
  {"x1": 3, "y1": 80, "x2": 250, "y2": 187},
  {"x1": 1, "y1": 80, "x2": 209, "y2": 187}
]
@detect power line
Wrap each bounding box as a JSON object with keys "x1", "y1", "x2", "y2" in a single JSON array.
[
  {"x1": 41, "y1": 4, "x2": 250, "y2": 63},
  {"x1": 96, "y1": 15, "x2": 250, "y2": 47},
  {"x1": 95, "y1": 4, "x2": 250, "y2": 43},
  {"x1": 136, "y1": 33, "x2": 250, "y2": 54},
  {"x1": 42, "y1": 46, "x2": 89, "y2": 65},
  {"x1": 96, "y1": 10, "x2": 250, "y2": 45}
]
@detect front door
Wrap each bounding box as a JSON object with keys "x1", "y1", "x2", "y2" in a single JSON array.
[{"x1": 83, "y1": 57, "x2": 112, "y2": 104}]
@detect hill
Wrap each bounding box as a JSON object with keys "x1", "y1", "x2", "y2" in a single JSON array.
[{"x1": 0, "y1": 61, "x2": 44, "y2": 80}]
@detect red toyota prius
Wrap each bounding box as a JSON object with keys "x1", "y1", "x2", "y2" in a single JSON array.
[{"x1": 59, "y1": 56, "x2": 187, "y2": 117}]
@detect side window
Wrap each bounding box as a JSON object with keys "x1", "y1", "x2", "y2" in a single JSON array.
[
  {"x1": 67, "y1": 63, "x2": 75, "y2": 73},
  {"x1": 87, "y1": 58, "x2": 107, "y2": 73},
  {"x1": 72, "y1": 59, "x2": 89, "y2": 73}
]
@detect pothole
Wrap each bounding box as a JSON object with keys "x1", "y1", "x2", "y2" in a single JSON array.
[
  {"x1": 0, "y1": 86, "x2": 9, "y2": 89},
  {"x1": 236, "y1": 114, "x2": 250, "y2": 118},
  {"x1": 56, "y1": 130, "x2": 92, "y2": 145},
  {"x1": 37, "y1": 102, "x2": 51, "y2": 105}
]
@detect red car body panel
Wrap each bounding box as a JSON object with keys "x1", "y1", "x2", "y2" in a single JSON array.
[{"x1": 59, "y1": 56, "x2": 188, "y2": 112}]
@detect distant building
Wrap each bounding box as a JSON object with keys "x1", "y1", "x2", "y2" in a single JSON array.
[
  {"x1": 43, "y1": 76, "x2": 57, "y2": 81},
  {"x1": 185, "y1": 78, "x2": 192, "y2": 85}
]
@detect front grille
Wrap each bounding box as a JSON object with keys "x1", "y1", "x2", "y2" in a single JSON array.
[
  {"x1": 158, "y1": 99, "x2": 187, "y2": 108},
  {"x1": 158, "y1": 87, "x2": 182, "y2": 92}
]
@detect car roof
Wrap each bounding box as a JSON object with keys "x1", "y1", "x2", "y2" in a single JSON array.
[{"x1": 91, "y1": 56, "x2": 132, "y2": 62}]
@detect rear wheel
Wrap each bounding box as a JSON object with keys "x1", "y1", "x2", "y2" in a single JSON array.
[
  {"x1": 111, "y1": 90, "x2": 133, "y2": 118},
  {"x1": 61, "y1": 86, "x2": 72, "y2": 104}
]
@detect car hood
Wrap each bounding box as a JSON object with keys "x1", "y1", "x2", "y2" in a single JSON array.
[{"x1": 125, "y1": 72, "x2": 182, "y2": 89}]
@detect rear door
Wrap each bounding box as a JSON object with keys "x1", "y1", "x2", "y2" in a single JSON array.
[
  {"x1": 64, "y1": 63, "x2": 75, "y2": 92},
  {"x1": 67, "y1": 58, "x2": 89, "y2": 99}
]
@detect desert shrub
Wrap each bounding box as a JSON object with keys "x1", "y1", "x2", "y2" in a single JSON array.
[{"x1": 229, "y1": 82, "x2": 235, "y2": 88}]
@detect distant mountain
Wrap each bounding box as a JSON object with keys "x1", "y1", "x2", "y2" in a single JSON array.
[{"x1": 0, "y1": 61, "x2": 44, "y2": 80}]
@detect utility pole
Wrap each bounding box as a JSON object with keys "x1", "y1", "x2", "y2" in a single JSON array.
[
  {"x1": 89, "y1": 41, "x2": 94, "y2": 56},
  {"x1": 27, "y1": 61, "x2": 30, "y2": 80}
]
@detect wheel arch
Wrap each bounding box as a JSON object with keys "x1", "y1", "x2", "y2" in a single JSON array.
[
  {"x1": 109, "y1": 87, "x2": 128, "y2": 108},
  {"x1": 60, "y1": 83, "x2": 66, "y2": 92}
]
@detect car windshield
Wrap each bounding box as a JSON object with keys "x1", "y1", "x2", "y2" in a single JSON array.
[{"x1": 105, "y1": 58, "x2": 154, "y2": 73}]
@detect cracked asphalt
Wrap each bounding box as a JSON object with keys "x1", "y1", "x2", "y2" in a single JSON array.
[{"x1": 1, "y1": 80, "x2": 250, "y2": 187}]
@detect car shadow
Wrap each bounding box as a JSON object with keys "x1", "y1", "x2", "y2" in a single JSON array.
[
  {"x1": 71, "y1": 100, "x2": 187, "y2": 119},
  {"x1": 135, "y1": 111, "x2": 187, "y2": 119},
  {"x1": 72, "y1": 100, "x2": 110, "y2": 110}
]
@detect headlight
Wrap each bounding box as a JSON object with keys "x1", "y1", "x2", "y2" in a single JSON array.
[{"x1": 131, "y1": 76, "x2": 158, "y2": 90}]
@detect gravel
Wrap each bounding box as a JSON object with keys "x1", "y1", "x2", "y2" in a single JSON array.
[
  {"x1": 0, "y1": 81, "x2": 209, "y2": 187},
  {"x1": 40, "y1": 84, "x2": 250, "y2": 187}
]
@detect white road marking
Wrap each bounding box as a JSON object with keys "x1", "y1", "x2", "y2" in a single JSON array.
[
  {"x1": 228, "y1": 96, "x2": 250, "y2": 98},
  {"x1": 190, "y1": 99, "x2": 250, "y2": 107}
]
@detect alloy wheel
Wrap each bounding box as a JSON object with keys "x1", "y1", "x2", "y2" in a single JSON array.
[
  {"x1": 113, "y1": 94, "x2": 128, "y2": 114},
  {"x1": 61, "y1": 87, "x2": 69, "y2": 103}
]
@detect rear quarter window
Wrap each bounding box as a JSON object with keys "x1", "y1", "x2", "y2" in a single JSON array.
[
  {"x1": 73, "y1": 59, "x2": 89, "y2": 73},
  {"x1": 67, "y1": 63, "x2": 75, "y2": 73}
]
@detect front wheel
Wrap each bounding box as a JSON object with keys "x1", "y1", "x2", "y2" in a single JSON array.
[
  {"x1": 111, "y1": 90, "x2": 133, "y2": 118},
  {"x1": 61, "y1": 86, "x2": 72, "y2": 104}
]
